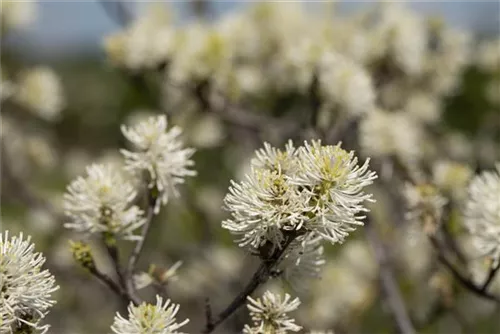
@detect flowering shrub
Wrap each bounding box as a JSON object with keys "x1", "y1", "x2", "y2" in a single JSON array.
[{"x1": 1, "y1": 1, "x2": 499, "y2": 333}]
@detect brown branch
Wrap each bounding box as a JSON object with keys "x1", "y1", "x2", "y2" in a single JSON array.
[
  {"x1": 482, "y1": 262, "x2": 500, "y2": 292},
  {"x1": 429, "y1": 236, "x2": 500, "y2": 303},
  {"x1": 125, "y1": 191, "x2": 157, "y2": 302},
  {"x1": 87, "y1": 265, "x2": 132, "y2": 305},
  {"x1": 103, "y1": 239, "x2": 127, "y2": 292},
  {"x1": 202, "y1": 233, "x2": 298, "y2": 334}
]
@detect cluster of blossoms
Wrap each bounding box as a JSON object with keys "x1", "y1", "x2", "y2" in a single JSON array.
[
  {"x1": 64, "y1": 115, "x2": 195, "y2": 239},
  {"x1": 111, "y1": 296, "x2": 189, "y2": 334},
  {"x1": 243, "y1": 290, "x2": 334, "y2": 334},
  {"x1": 1, "y1": 66, "x2": 65, "y2": 121},
  {"x1": 463, "y1": 163, "x2": 500, "y2": 265},
  {"x1": 403, "y1": 183, "x2": 448, "y2": 235},
  {"x1": 64, "y1": 164, "x2": 146, "y2": 240},
  {"x1": 243, "y1": 291, "x2": 302, "y2": 334},
  {"x1": 101, "y1": 2, "x2": 483, "y2": 169},
  {"x1": 222, "y1": 140, "x2": 376, "y2": 284},
  {"x1": 105, "y1": 3, "x2": 376, "y2": 120},
  {"x1": 0, "y1": 231, "x2": 59, "y2": 334},
  {"x1": 121, "y1": 115, "x2": 196, "y2": 213}
]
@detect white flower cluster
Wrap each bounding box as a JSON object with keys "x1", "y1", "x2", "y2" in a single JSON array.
[
  {"x1": 463, "y1": 163, "x2": 500, "y2": 265},
  {"x1": 104, "y1": 3, "x2": 377, "y2": 119},
  {"x1": 64, "y1": 164, "x2": 146, "y2": 241},
  {"x1": 121, "y1": 115, "x2": 196, "y2": 213},
  {"x1": 104, "y1": 4, "x2": 175, "y2": 71},
  {"x1": 404, "y1": 183, "x2": 448, "y2": 235},
  {"x1": 432, "y1": 160, "x2": 472, "y2": 199},
  {"x1": 318, "y1": 52, "x2": 375, "y2": 117},
  {"x1": 243, "y1": 291, "x2": 301, "y2": 334},
  {"x1": 0, "y1": 231, "x2": 59, "y2": 334},
  {"x1": 13, "y1": 67, "x2": 65, "y2": 120},
  {"x1": 223, "y1": 140, "x2": 376, "y2": 260},
  {"x1": 111, "y1": 295, "x2": 189, "y2": 334},
  {"x1": 64, "y1": 115, "x2": 195, "y2": 239},
  {"x1": 360, "y1": 109, "x2": 424, "y2": 164}
]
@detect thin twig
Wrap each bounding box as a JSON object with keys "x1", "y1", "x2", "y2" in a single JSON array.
[
  {"x1": 202, "y1": 233, "x2": 298, "y2": 334},
  {"x1": 365, "y1": 219, "x2": 416, "y2": 334},
  {"x1": 204, "y1": 297, "x2": 213, "y2": 330},
  {"x1": 429, "y1": 236, "x2": 500, "y2": 303},
  {"x1": 87, "y1": 265, "x2": 131, "y2": 305},
  {"x1": 104, "y1": 240, "x2": 127, "y2": 291},
  {"x1": 481, "y1": 262, "x2": 500, "y2": 292},
  {"x1": 125, "y1": 192, "x2": 157, "y2": 302}
]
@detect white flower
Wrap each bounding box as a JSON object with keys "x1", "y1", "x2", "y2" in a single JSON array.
[
  {"x1": 463, "y1": 164, "x2": 500, "y2": 264},
  {"x1": 270, "y1": 38, "x2": 321, "y2": 93},
  {"x1": 0, "y1": 231, "x2": 59, "y2": 334},
  {"x1": 404, "y1": 183, "x2": 447, "y2": 235},
  {"x1": 222, "y1": 166, "x2": 306, "y2": 250},
  {"x1": 319, "y1": 52, "x2": 375, "y2": 116},
  {"x1": 103, "y1": 4, "x2": 175, "y2": 71},
  {"x1": 292, "y1": 141, "x2": 377, "y2": 244},
  {"x1": 121, "y1": 115, "x2": 196, "y2": 214},
  {"x1": 64, "y1": 164, "x2": 146, "y2": 240},
  {"x1": 14, "y1": 67, "x2": 65, "y2": 120},
  {"x1": 111, "y1": 295, "x2": 189, "y2": 334},
  {"x1": 244, "y1": 291, "x2": 302, "y2": 334},
  {"x1": 432, "y1": 161, "x2": 472, "y2": 198},
  {"x1": 169, "y1": 25, "x2": 231, "y2": 83},
  {"x1": 360, "y1": 109, "x2": 423, "y2": 163},
  {"x1": 251, "y1": 140, "x2": 298, "y2": 174},
  {"x1": 373, "y1": 3, "x2": 427, "y2": 76},
  {"x1": 404, "y1": 92, "x2": 441, "y2": 124},
  {"x1": 223, "y1": 141, "x2": 376, "y2": 251}
]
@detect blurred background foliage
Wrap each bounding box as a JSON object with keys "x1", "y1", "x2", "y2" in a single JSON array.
[{"x1": 1, "y1": 1, "x2": 500, "y2": 334}]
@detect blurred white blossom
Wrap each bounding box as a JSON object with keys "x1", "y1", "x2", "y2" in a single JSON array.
[
  {"x1": 111, "y1": 296, "x2": 189, "y2": 334},
  {"x1": 104, "y1": 4, "x2": 175, "y2": 71},
  {"x1": 121, "y1": 115, "x2": 196, "y2": 213},
  {"x1": 1, "y1": 0, "x2": 36, "y2": 30},
  {"x1": 0, "y1": 231, "x2": 59, "y2": 334},
  {"x1": 404, "y1": 92, "x2": 441, "y2": 124},
  {"x1": 360, "y1": 109, "x2": 423, "y2": 163},
  {"x1": 244, "y1": 291, "x2": 302, "y2": 334},
  {"x1": 14, "y1": 67, "x2": 65, "y2": 120},
  {"x1": 432, "y1": 160, "x2": 473, "y2": 199},
  {"x1": 372, "y1": 2, "x2": 428, "y2": 75},
  {"x1": 64, "y1": 164, "x2": 146, "y2": 240},
  {"x1": 404, "y1": 183, "x2": 447, "y2": 235},
  {"x1": 319, "y1": 52, "x2": 375, "y2": 116},
  {"x1": 463, "y1": 163, "x2": 500, "y2": 264}
]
